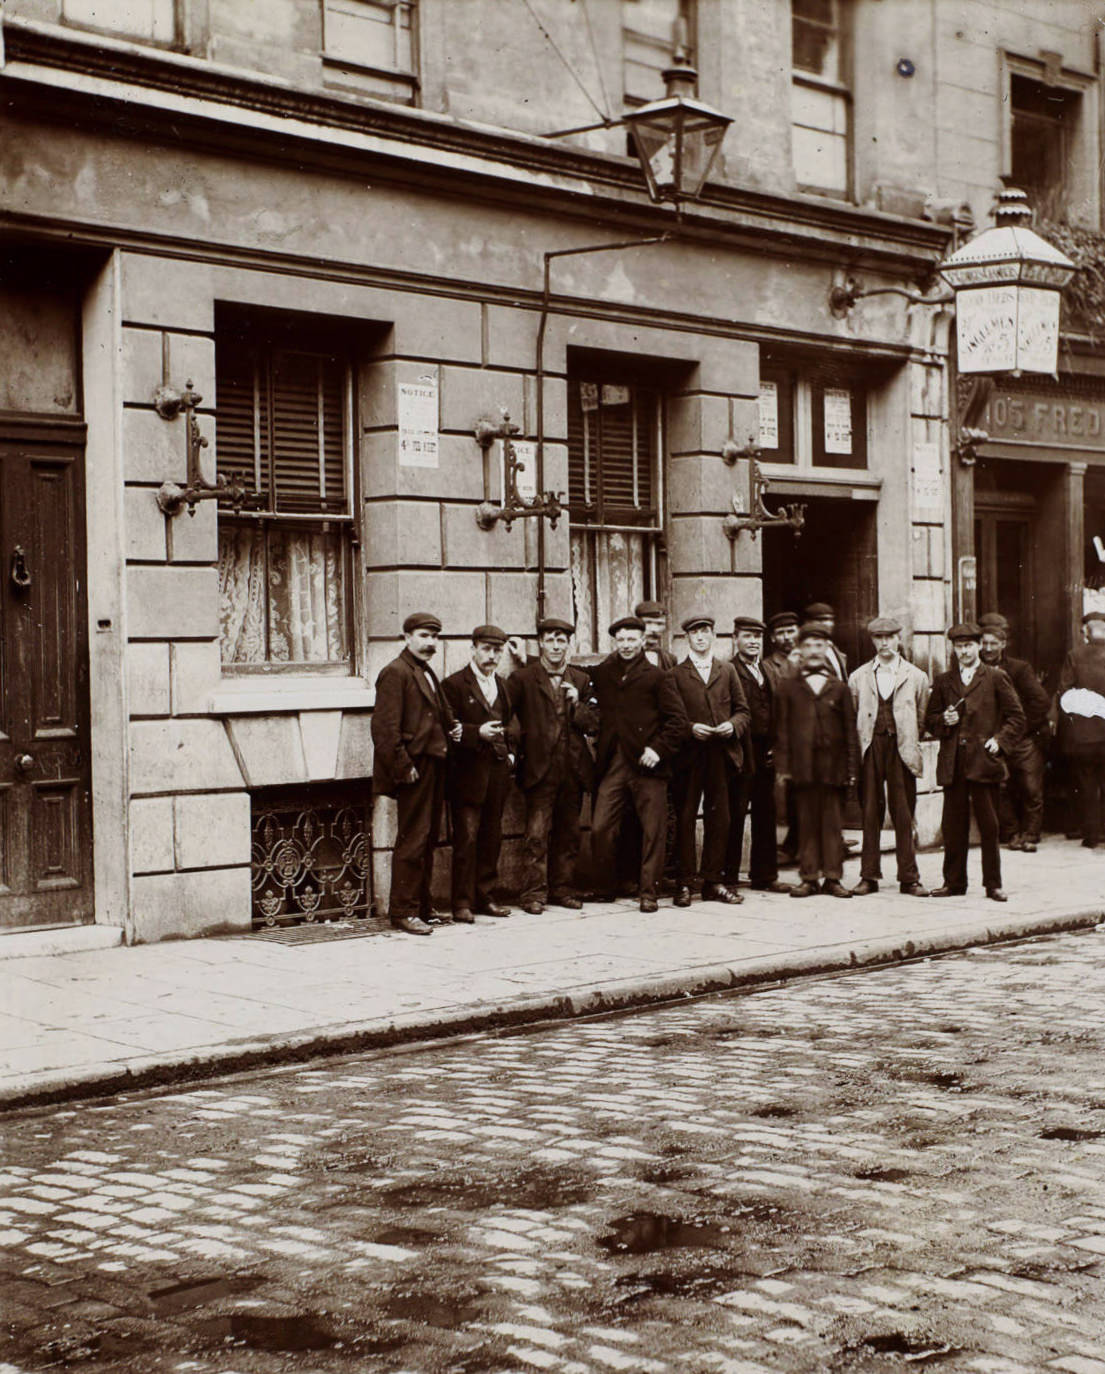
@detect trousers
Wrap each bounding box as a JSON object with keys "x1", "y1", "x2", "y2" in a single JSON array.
[
  {"x1": 794, "y1": 783, "x2": 845, "y2": 882},
  {"x1": 859, "y1": 734, "x2": 919, "y2": 885},
  {"x1": 997, "y1": 736, "x2": 1046, "y2": 843},
  {"x1": 941, "y1": 776, "x2": 1001, "y2": 891},
  {"x1": 673, "y1": 744, "x2": 733, "y2": 885},
  {"x1": 521, "y1": 769, "x2": 584, "y2": 902},
  {"x1": 1073, "y1": 751, "x2": 1105, "y2": 846},
  {"x1": 726, "y1": 737, "x2": 777, "y2": 886},
  {"x1": 389, "y1": 756, "x2": 446, "y2": 919},
  {"x1": 450, "y1": 767, "x2": 510, "y2": 911},
  {"x1": 592, "y1": 750, "x2": 668, "y2": 900}
]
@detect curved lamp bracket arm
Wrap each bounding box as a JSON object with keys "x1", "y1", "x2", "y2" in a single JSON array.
[{"x1": 720, "y1": 438, "x2": 806, "y2": 542}]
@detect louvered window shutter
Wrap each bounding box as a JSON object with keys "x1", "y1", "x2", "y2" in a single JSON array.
[
  {"x1": 215, "y1": 348, "x2": 270, "y2": 504},
  {"x1": 567, "y1": 379, "x2": 656, "y2": 524}
]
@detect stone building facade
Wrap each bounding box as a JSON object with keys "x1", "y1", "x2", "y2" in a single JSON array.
[{"x1": 1, "y1": 0, "x2": 1101, "y2": 943}]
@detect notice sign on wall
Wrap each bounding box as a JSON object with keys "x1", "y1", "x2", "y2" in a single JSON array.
[
  {"x1": 912, "y1": 440, "x2": 943, "y2": 511},
  {"x1": 758, "y1": 380, "x2": 779, "y2": 449},
  {"x1": 398, "y1": 372, "x2": 439, "y2": 468},
  {"x1": 823, "y1": 388, "x2": 853, "y2": 455}
]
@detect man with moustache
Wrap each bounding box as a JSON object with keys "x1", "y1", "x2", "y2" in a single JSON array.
[
  {"x1": 371, "y1": 612, "x2": 463, "y2": 936},
  {"x1": 764, "y1": 611, "x2": 801, "y2": 683},
  {"x1": 978, "y1": 613, "x2": 1051, "y2": 853},
  {"x1": 506, "y1": 617, "x2": 598, "y2": 915},
  {"x1": 802, "y1": 602, "x2": 848, "y2": 679},
  {"x1": 848, "y1": 616, "x2": 931, "y2": 897},
  {"x1": 925, "y1": 623, "x2": 1025, "y2": 901},
  {"x1": 773, "y1": 623, "x2": 860, "y2": 898},
  {"x1": 590, "y1": 616, "x2": 688, "y2": 912},
  {"x1": 670, "y1": 614, "x2": 750, "y2": 906},
  {"x1": 726, "y1": 616, "x2": 793, "y2": 894},
  {"x1": 636, "y1": 599, "x2": 678, "y2": 670},
  {"x1": 441, "y1": 625, "x2": 514, "y2": 925}
]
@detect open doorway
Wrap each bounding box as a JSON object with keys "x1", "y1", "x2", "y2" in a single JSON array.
[{"x1": 761, "y1": 494, "x2": 878, "y2": 670}]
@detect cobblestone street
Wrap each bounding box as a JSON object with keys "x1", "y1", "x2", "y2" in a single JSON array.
[{"x1": 3, "y1": 930, "x2": 1105, "y2": 1374}]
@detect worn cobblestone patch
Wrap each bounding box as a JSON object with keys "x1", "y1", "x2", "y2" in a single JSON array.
[{"x1": 1, "y1": 931, "x2": 1105, "y2": 1370}]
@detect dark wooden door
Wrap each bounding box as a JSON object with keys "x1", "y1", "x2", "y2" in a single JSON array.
[
  {"x1": 0, "y1": 438, "x2": 93, "y2": 928},
  {"x1": 974, "y1": 501, "x2": 1035, "y2": 662}
]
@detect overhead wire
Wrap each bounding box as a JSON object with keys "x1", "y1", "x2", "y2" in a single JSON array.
[{"x1": 519, "y1": 0, "x2": 614, "y2": 127}]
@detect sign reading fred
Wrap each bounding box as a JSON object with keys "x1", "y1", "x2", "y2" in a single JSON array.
[
  {"x1": 955, "y1": 284, "x2": 1061, "y2": 375},
  {"x1": 984, "y1": 388, "x2": 1105, "y2": 451}
]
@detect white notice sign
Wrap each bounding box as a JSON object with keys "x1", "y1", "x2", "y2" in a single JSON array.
[
  {"x1": 758, "y1": 380, "x2": 779, "y2": 448},
  {"x1": 500, "y1": 439, "x2": 538, "y2": 504},
  {"x1": 912, "y1": 441, "x2": 942, "y2": 509},
  {"x1": 956, "y1": 285, "x2": 1017, "y2": 374},
  {"x1": 398, "y1": 374, "x2": 439, "y2": 468},
  {"x1": 823, "y1": 388, "x2": 853, "y2": 455},
  {"x1": 1016, "y1": 285, "x2": 1061, "y2": 375}
]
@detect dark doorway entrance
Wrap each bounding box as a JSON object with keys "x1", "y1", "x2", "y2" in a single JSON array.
[{"x1": 761, "y1": 494, "x2": 878, "y2": 671}]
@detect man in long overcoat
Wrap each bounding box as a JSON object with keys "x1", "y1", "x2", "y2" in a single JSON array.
[
  {"x1": 590, "y1": 616, "x2": 688, "y2": 912},
  {"x1": 442, "y1": 624, "x2": 514, "y2": 924},
  {"x1": 848, "y1": 615, "x2": 931, "y2": 897},
  {"x1": 371, "y1": 612, "x2": 462, "y2": 935},
  {"x1": 925, "y1": 622, "x2": 1025, "y2": 900},
  {"x1": 670, "y1": 614, "x2": 750, "y2": 906},
  {"x1": 506, "y1": 617, "x2": 597, "y2": 915},
  {"x1": 773, "y1": 623, "x2": 860, "y2": 898}
]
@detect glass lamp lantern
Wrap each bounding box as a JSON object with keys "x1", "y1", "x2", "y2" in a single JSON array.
[
  {"x1": 937, "y1": 187, "x2": 1076, "y2": 375},
  {"x1": 623, "y1": 51, "x2": 732, "y2": 206}
]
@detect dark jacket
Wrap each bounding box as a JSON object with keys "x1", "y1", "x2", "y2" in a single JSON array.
[
  {"x1": 671, "y1": 657, "x2": 751, "y2": 773},
  {"x1": 994, "y1": 653, "x2": 1050, "y2": 737},
  {"x1": 506, "y1": 660, "x2": 597, "y2": 790},
  {"x1": 646, "y1": 647, "x2": 678, "y2": 672},
  {"x1": 732, "y1": 655, "x2": 775, "y2": 770},
  {"x1": 590, "y1": 652, "x2": 689, "y2": 780},
  {"x1": 1057, "y1": 644, "x2": 1105, "y2": 755},
  {"x1": 441, "y1": 664, "x2": 512, "y2": 806},
  {"x1": 763, "y1": 649, "x2": 797, "y2": 689},
  {"x1": 925, "y1": 663, "x2": 1025, "y2": 787},
  {"x1": 773, "y1": 673, "x2": 859, "y2": 788},
  {"x1": 371, "y1": 648, "x2": 456, "y2": 798}
]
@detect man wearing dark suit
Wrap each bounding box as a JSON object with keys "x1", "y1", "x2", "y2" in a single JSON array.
[
  {"x1": 803, "y1": 602, "x2": 848, "y2": 680},
  {"x1": 670, "y1": 615, "x2": 750, "y2": 906},
  {"x1": 727, "y1": 616, "x2": 792, "y2": 893},
  {"x1": 978, "y1": 612, "x2": 1051, "y2": 853},
  {"x1": 506, "y1": 617, "x2": 597, "y2": 916},
  {"x1": 442, "y1": 625, "x2": 514, "y2": 925},
  {"x1": 371, "y1": 612, "x2": 462, "y2": 935},
  {"x1": 764, "y1": 611, "x2": 801, "y2": 865},
  {"x1": 925, "y1": 622, "x2": 1025, "y2": 901},
  {"x1": 636, "y1": 599, "x2": 678, "y2": 671},
  {"x1": 590, "y1": 615, "x2": 689, "y2": 912},
  {"x1": 1057, "y1": 609, "x2": 1105, "y2": 848},
  {"x1": 774, "y1": 623, "x2": 860, "y2": 898}
]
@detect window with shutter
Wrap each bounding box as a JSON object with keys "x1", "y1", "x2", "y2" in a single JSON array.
[{"x1": 215, "y1": 319, "x2": 355, "y2": 672}]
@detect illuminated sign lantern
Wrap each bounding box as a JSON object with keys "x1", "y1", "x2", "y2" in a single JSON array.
[{"x1": 938, "y1": 188, "x2": 1076, "y2": 375}]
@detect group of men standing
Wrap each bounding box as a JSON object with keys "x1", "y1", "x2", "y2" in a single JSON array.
[{"x1": 370, "y1": 597, "x2": 1092, "y2": 936}]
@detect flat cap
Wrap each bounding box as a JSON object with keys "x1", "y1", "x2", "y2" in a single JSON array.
[
  {"x1": 803, "y1": 602, "x2": 835, "y2": 619},
  {"x1": 682, "y1": 614, "x2": 715, "y2": 632},
  {"x1": 733, "y1": 616, "x2": 766, "y2": 634},
  {"x1": 634, "y1": 600, "x2": 666, "y2": 618},
  {"x1": 867, "y1": 615, "x2": 902, "y2": 636},
  {"x1": 766, "y1": 611, "x2": 799, "y2": 631},
  {"x1": 797, "y1": 621, "x2": 831, "y2": 643},
  {"x1": 979, "y1": 612, "x2": 1009, "y2": 632},
  {"x1": 947, "y1": 621, "x2": 982, "y2": 641},
  {"x1": 403, "y1": 611, "x2": 442, "y2": 634},
  {"x1": 1083, "y1": 609, "x2": 1105, "y2": 625},
  {"x1": 536, "y1": 616, "x2": 575, "y2": 636},
  {"x1": 471, "y1": 623, "x2": 507, "y2": 645},
  {"x1": 609, "y1": 614, "x2": 646, "y2": 636}
]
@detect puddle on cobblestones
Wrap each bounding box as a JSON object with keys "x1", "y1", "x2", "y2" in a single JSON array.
[
  {"x1": 858, "y1": 1331, "x2": 960, "y2": 1362},
  {"x1": 149, "y1": 1273, "x2": 264, "y2": 1314},
  {"x1": 853, "y1": 1166, "x2": 913, "y2": 1183},
  {"x1": 1039, "y1": 1125, "x2": 1104, "y2": 1141},
  {"x1": 196, "y1": 1311, "x2": 338, "y2": 1352},
  {"x1": 597, "y1": 1211, "x2": 733, "y2": 1254},
  {"x1": 381, "y1": 1164, "x2": 594, "y2": 1210},
  {"x1": 374, "y1": 1224, "x2": 442, "y2": 1246},
  {"x1": 383, "y1": 1288, "x2": 485, "y2": 1328},
  {"x1": 750, "y1": 1102, "x2": 800, "y2": 1118}
]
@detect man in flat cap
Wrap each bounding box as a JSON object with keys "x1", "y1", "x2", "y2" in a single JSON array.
[
  {"x1": 764, "y1": 611, "x2": 801, "y2": 684},
  {"x1": 506, "y1": 617, "x2": 598, "y2": 915},
  {"x1": 635, "y1": 599, "x2": 677, "y2": 671},
  {"x1": 726, "y1": 616, "x2": 792, "y2": 893},
  {"x1": 925, "y1": 623, "x2": 1025, "y2": 901},
  {"x1": 1057, "y1": 609, "x2": 1105, "y2": 849},
  {"x1": 371, "y1": 612, "x2": 462, "y2": 935},
  {"x1": 669, "y1": 615, "x2": 750, "y2": 906},
  {"x1": 978, "y1": 613, "x2": 1051, "y2": 853},
  {"x1": 773, "y1": 622, "x2": 859, "y2": 898},
  {"x1": 848, "y1": 616, "x2": 931, "y2": 896},
  {"x1": 441, "y1": 626, "x2": 515, "y2": 925},
  {"x1": 803, "y1": 603, "x2": 848, "y2": 680},
  {"x1": 589, "y1": 615, "x2": 689, "y2": 912}
]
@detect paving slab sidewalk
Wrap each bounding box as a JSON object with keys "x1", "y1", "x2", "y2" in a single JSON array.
[{"x1": 1, "y1": 836, "x2": 1103, "y2": 1110}]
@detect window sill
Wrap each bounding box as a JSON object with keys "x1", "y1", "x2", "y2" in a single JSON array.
[{"x1": 208, "y1": 678, "x2": 374, "y2": 715}]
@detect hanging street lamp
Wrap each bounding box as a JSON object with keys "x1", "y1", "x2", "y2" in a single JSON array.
[{"x1": 622, "y1": 48, "x2": 732, "y2": 206}]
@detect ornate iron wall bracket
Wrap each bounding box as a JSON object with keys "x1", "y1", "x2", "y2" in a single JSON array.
[
  {"x1": 954, "y1": 375, "x2": 994, "y2": 467},
  {"x1": 473, "y1": 410, "x2": 564, "y2": 532},
  {"x1": 829, "y1": 275, "x2": 953, "y2": 318},
  {"x1": 154, "y1": 380, "x2": 260, "y2": 518},
  {"x1": 720, "y1": 439, "x2": 806, "y2": 542}
]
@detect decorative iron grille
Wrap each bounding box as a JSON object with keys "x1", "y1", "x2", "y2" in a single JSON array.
[{"x1": 251, "y1": 788, "x2": 372, "y2": 927}]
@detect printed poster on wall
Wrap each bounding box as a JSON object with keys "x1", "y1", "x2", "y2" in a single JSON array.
[
  {"x1": 912, "y1": 441, "x2": 943, "y2": 511},
  {"x1": 758, "y1": 380, "x2": 779, "y2": 449},
  {"x1": 398, "y1": 372, "x2": 439, "y2": 468},
  {"x1": 823, "y1": 388, "x2": 853, "y2": 455},
  {"x1": 501, "y1": 439, "x2": 538, "y2": 503}
]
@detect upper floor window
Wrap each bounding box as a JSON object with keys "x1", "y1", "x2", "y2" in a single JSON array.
[
  {"x1": 322, "y1": 0, "x2": 418, "y2": 104},
  {"x1": 62, "y1": 0, "x2": 177, "y2": 44},
  {"x1": 759, "y1": 357, "x2": 867, "y2": 471},
  {"x1": 623, "y1": 0, "x2": 695, "y2": 106},
  {"x1": 216, "y1": 311, "x2": 356, "y2": 673},
  {"x1": 791, "y1": 0, "x2": 850, "y2": 198},
  {"x1": 1011, "y1": 74, "x2": 1080, "y2": 223}
]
